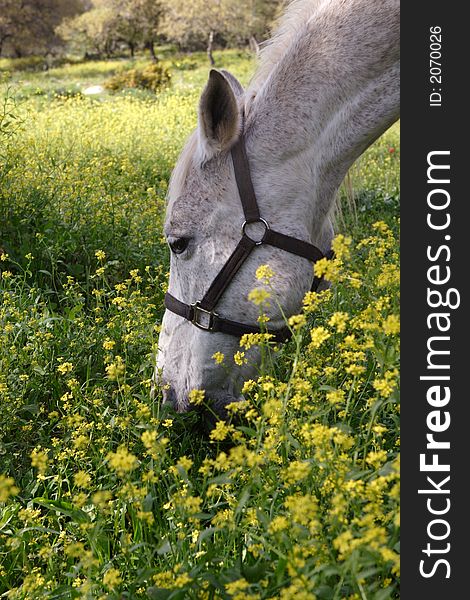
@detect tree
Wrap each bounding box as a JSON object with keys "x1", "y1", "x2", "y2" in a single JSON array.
[
  {"x1": 57, "y1": 0, "x2": 163, "y2": 59},
  {"x1": 112, "y1": 0, "x2": 163, "y2": 60},
  {"x1": 0, "y1": 0, "x2": 86, "y2": 57},
  {"x1": 160, "y1": 0, "x2": 282, "y2": 61},
  {"x1": 56, "y1": 1, "x2": 118, "y2": 57}
]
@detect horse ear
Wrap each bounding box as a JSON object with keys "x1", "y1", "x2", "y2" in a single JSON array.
[{"x1": 198, "y1": 69, "x2": 243, "y2": 160}]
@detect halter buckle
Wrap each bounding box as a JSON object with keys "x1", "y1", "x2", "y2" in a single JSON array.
[
  {"x1": 242, "y1": 218, "x2": 270, "y2": 245},
  {"x1": 191, "y1": 301, "x2": 218, "y2": 331}
]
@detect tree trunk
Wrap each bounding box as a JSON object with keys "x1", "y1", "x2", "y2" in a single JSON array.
[
  {"x1": 129, "y1": 42, "x2": 135, "y2": 58},
  {"x1": 207, "y1": 31, "x2": 215, "y2": 66},
  {"x1": 148, "y1": 40, "x2": 157, "y2": 63}
]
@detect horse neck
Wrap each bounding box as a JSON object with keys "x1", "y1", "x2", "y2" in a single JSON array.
[{"x1": 244, "y1": 0, "x2": 399, "y2": 243}]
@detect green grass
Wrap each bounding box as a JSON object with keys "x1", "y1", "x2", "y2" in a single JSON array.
[
  {"x1": 0, "y1": 51, "x2": 399, "y2": 599},
  {"x1": 0, "y1": 49, "x2": 256, "y2": 101}
]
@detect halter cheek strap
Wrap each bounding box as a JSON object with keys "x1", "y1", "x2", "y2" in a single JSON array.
[{"x1": 164, "y1": 133, "x2": 333, "y2": 342}]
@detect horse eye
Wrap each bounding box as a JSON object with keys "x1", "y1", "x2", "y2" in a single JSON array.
[{"x1": 168, "y1": 237, "x2": 190, "y2": 255}]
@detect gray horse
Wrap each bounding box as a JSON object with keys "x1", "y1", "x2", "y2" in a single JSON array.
[{"x1": 155, "y1": 0, "x2": 400, "y2": 413}]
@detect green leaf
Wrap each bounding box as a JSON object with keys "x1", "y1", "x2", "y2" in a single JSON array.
[
  {"x1": 372, "y1": 587, "x2": 394, "y2": 600},
  {"x1": 156, "y1": 539, "x2": 172, "y2": 555},
  {"x1": 147, "y1": 588, "x2": 173, "y2": 600},
  {"x1": 242, "y1": 560, "x2": 268, "y2": 583},
  {"x1": 315, "y1": 585, "x2": 335, "y2": 599},
  {"x1": 234, "y1": 487, "x2": 251, "y2": 518},
  {"x1": 237, "y1": 426, "x2": 257, "y2": 437},
  {"x1": 0, "y1": 503, "x2": 18, "y2": 531},
  {"x1": 32, "y1": 498, "x2": 90, "y2": 524},
  {"x1": 274, "y1": 557, "x2": 287, "y2": 584}
]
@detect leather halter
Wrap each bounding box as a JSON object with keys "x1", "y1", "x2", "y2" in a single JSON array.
[{"x1": 164, "y1": 131, "x2": 333, "y2": 342}]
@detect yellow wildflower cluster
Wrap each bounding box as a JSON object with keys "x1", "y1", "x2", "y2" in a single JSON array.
[
  {"x1": 0, "y1": 475, "x2": 19, "y2": 502},
  {"x1": 106, "y1": 446, "x2": 138, "y2": 476},
  {"x1": 188, "y1": 389, "x2": 205, "y2": 406},
  {"x1": 255, "y1": 264, "x2": 275, "y2": 284},
  {"x1": 106, "y1": 355, "x2": 125, "y2": 380},
  {"x1": 248, "y1": 287, "x2": 271, "y2": 306}
]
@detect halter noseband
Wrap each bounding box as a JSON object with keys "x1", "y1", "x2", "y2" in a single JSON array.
[{"x1": 164, "y1": 131, "x2": 333, "y2": 342}]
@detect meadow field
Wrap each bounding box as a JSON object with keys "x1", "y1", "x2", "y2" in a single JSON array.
[{"x1": 0, "y1": 51, "x2": 400, "y2": 599}]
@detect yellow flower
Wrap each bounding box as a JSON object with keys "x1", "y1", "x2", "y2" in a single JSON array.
[
  {"x1": 95, "y1": 249, "x2": 106, "y2": 261},
  {"x1": 284, "y1": 461, "x2": 311, "y2": 485},
  {"x1": 225, "y1": 578, "x2": 250, "y2": 596},
  {"x1": 383, "y1": 314, "x2": 400, "y2": 335},
  {"x1": 177, "y1": 456, "x2": 193, "y2": 471},
  {"x1": 331, "y1": 233, "x2": 352, "y2": 260},
  {"x1": 141, "y1": 430, "x2": 158, "y2": 448},
  {"x1": 377, "y1": 263, "x2": 400, "y2": 287},
  {"x1": 326, "y1": 389, "x2": 345, "y2": 406},
  {"x1": 92, "y1": 490, "x2": 112, "y2": 509},
  {"x1": 288, "y1": 314, "x2": 306, "y2": 330},
  {"x1": 18, "y1": 507, "x2": 42, "y2": 523},
  {"x1": 73, "y1": 492, "x2": 87, "y2": 508},
  {"x1": 284, "y1": 494, "x2": 318, "y2": 525},
  {"x1": 333, "y1": 530, "x2": 356, "y2": 559},
  {"x1": 373, "y1": 369, "x2": 399, "y2": 397},
  {"x1": 372, "y1": 220, "x2": 390, "y2": 233},
  {"x1": 366, "y1": 450, "x2": 388, "y2": 469},
  {"x1": 173, "y1": 573, "x2": 192, "y2": 587},
  {"x1": 64, "y1": 541, "x2": 85, "y2": 558},
  {"x1": 372, "y1": 424, "x2": 387, "y2": 436},
  {"x1": 129, "y1": 268, "x2": 142, "y2": 282},
  {"x1": 240, "y1": 332, "x2": 274, "y2": 349},
  {"x1": 212, "y1": 508, "x2": 235, "y2": 527},
  {"x1": 57, "y1": 361, "x2": 73, "y2": 374},
  {"x1": 242, "y1": 379, "x2": 256, "y2": 394},
  {"x1": 255, "y1": 264, "x2": 274, "y2": 284},
  {"x1": 0, "y1": 475, "x2": 19, "y2": 502},
  {"x1": 30, "y1": 448, "x2": 49, "y2": 475},
  {"x1": 328, "y1": 311, "x2": 349, "y2": 333},
  {"x1": 313, "y1": 257, "x2": 329, "y2": 278},
  {"x1": 189, "y1": 389, "x2": 205, "y2": 405},
  {"x1": 106, "y1": 445, "x2": 138, "y2": 476},
  {"x1": 106, "y1": 356, "x2": 125, "y2": 380},
  {"x1": 212, "y1": 351, "x2": 225, "y2": 364},
  {"x1": 74, "y1": 471, "x2": 91, "y2": 488},
  {"x1": 248, "y1": 287, "x2": 271, "y2": 306},
  {"x1": 234, "y1": 351, "x2": 247, "y2": 366},
  {"x1": 303, "y1": 289, "x2": 331, "y2": 313},
  {"x1": 268, "y1": 515, "x2": 289, "y2": 533},
  {"x1": 309, "y1": 326, "x2": 330, "y2": 349},
  {"x1": 345, "y1": 364, "x2": 366, "y2": 376},
  {"x1": 103, "y1": 568, "x2": 121, "y2": 588},
  {"x1": 210, "y1": 421, "x2": 234, "y2": 441},
  {"x1": 103, "y1": 339, "x2": 115, "y2": 350},
  {"x1": 179, "y1": 494, "x2": 202, "y2": 515}
]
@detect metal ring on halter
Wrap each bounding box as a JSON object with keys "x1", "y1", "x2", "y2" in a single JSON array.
[{"x1": 241, "y1": 218, "x2": 270, "y2": 245}]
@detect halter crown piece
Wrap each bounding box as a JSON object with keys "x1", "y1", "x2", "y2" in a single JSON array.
[{"x1": 164, "y1": 127, "x2": 333, "y2": 342}]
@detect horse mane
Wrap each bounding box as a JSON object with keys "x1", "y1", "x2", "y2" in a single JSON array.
[
  {"x1": 247, "y1": 0, "x2": 326, "y2": 98},
  {"x1": 168, "y1": 131, "x2": 199, "y2": 197}
]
